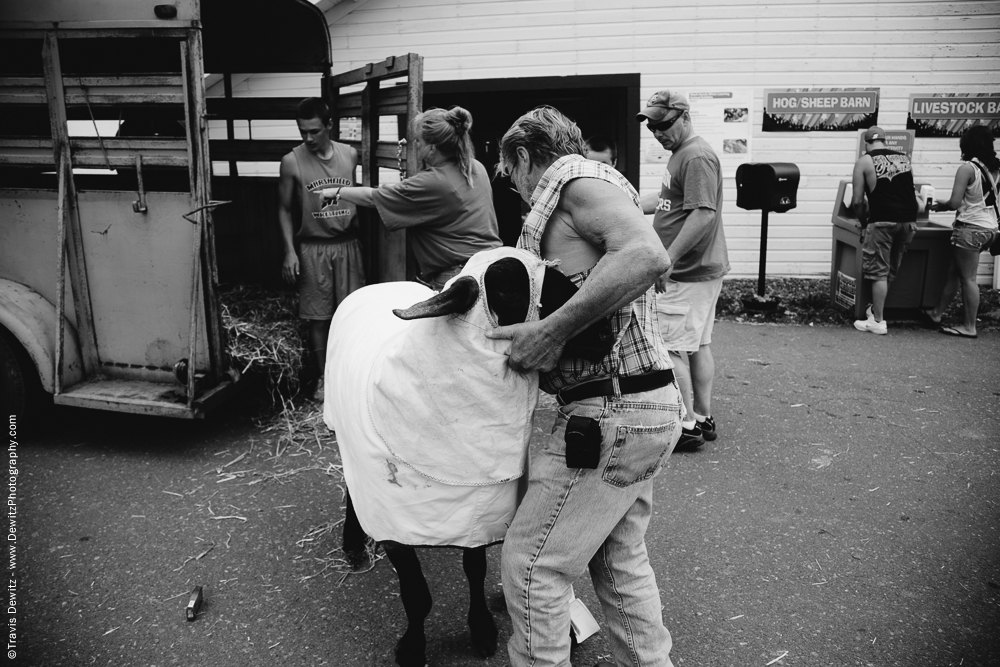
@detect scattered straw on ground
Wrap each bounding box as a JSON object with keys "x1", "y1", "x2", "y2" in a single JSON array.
[{"x1": 221, "y1": 285, "x2": 306, "y2": 400}]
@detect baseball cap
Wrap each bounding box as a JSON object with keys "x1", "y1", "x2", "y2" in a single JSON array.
[
  {"x1": 636, "y1": 90, "x2": 690, "y2": 123},
  {"x1": 863, "y1": 126, "x2": 886, "y2": 142}
]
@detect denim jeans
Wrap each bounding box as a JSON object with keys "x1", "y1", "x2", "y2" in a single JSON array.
[{"x1": 502, "y1": 383, "x2": 682, "y2": 667}]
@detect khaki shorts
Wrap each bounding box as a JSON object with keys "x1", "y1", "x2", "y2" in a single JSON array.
[
  {"x1": 298, "y1": 239, "x2": 366, "y2": 320},
  {"x1": 655, "y1": 278, "x2": 723, "y2": 353},
  {"x1": 861, "y1": 222, "x2": 916, "y2": 281}
]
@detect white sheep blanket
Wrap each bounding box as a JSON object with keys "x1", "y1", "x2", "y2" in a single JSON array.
[{"x1": 323, "y1": 247, "x2": 545, "y2": 548}]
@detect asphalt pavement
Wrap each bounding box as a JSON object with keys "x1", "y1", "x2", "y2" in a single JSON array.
[{"x1": 13, "y1": 321, "x2": 1000, "y2": 667}]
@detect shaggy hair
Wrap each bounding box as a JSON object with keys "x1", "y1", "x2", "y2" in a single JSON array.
[{"x1": 496, "y1": 106, "x2": 586, "y2": 178}]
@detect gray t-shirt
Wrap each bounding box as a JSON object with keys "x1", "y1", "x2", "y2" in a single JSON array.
[
  {"x1": 651, "y1": 135, "x2": 730, "y2": 282},
  {"x1": 373, "y1": 160, "x2": 501, "y2": 276}
]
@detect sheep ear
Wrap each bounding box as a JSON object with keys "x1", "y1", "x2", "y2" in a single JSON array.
[{"x1": 393, "y1": 276, "x2": 480, "y2": 320}]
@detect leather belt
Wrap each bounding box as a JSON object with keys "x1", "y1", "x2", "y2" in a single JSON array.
[{"x1": 556, "y1": 369, "x2": 675, "y2": 406}]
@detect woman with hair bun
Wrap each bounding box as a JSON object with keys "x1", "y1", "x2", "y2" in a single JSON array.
[
  {"x1": 317, "y1": 106, "x2": 501, "y2": 290},
  {"x1": 922, "y1": 124, "x2": 1000, "y2": 339}
]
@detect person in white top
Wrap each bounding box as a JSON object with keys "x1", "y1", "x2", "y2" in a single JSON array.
[{"x1": 922, "y1": 125, "x2": 999, "y2": 339}]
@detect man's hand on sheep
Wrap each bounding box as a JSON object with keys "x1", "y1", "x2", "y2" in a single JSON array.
[{"x1": 487, "y1": 319, "x2": 566, "y2": 373}]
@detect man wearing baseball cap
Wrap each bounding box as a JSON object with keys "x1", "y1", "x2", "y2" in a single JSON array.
[
  {"x1": 850, "y1": 126, "x2": 919, "y2": 334},
  {"x1": 639, "y1": 90, "x2": 730, "y2": 451}
]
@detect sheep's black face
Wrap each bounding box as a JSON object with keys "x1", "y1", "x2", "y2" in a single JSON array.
[
  {"x1": 483, "y1": 258, "x2": 531, "y2": 326},
  {"x1": 393, "y1": 258, "x2": 615, "y2": 364}
]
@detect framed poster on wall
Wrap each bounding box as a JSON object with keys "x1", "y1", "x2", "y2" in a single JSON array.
[
  {"x1": 763, "y1": 88, "x2": 880, "y2": 132},
  {"x1": 906, "y1": 93, "x2": 1000, "y2": 138}
]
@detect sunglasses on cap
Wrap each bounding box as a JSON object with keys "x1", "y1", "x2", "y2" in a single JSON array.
[{"x1": 646, "y1": 111, "x2": 685, "y2": 133}]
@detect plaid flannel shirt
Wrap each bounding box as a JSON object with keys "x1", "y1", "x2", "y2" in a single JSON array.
[{"x1": 517, "y1": 154, "x2": 670, "y2": 395}]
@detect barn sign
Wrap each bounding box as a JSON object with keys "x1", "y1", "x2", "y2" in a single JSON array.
[
  {"x1": 762, "y1": 88, "x2": 880, "y2": 132},
  {"x1": 906, "y1": 93, "x2": 1000, "y2": 138}
]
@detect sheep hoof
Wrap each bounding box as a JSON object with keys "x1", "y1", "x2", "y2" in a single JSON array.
[
  {"x1": 394, "y1": 628, "x2": 426, "y2": 667},
  {"x1": 343, "y1": 548, "x2": 368, "y2": 571},
  {"x1": 469, "y1": 608, "x2": 498, "y2": 658}
]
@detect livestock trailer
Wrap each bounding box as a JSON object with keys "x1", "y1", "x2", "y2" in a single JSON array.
[{"x1": 0, "y1": 0, "x2": 423, "y2": 418}]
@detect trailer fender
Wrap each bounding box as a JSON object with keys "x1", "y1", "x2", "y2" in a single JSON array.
[{"x1": 0, "y1": 279, "x2": 84, "y2": 393}]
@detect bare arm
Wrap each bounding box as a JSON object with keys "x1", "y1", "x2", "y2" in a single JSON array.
[
  {"x1": 488, "y1": 179, "x2": 671, "y2": 373},
  {"x1": 932, "y1": 163, "x2": 975, "y2": 211},
  {"x1": 640, "y1": 191, "x2": 659, "y2": 215},
  {"x1": 851, "y1": 155, "x2": 873, "y2": 226},
  {"x1": 278, "y1": 154, "x2": 299, "y2": 284},
  {"x1": 315, "y1": 184, "x2": 377, "y2": 208},
  {"x1": 313, "y1": 145, "x2": 379, "y2": 207}
]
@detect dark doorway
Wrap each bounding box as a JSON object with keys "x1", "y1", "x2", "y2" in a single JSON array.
[{"x1": 424, "y1": 74, "x2": 640, "y2": 246}]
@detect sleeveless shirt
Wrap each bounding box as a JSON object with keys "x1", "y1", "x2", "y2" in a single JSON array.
[
  {"x1": 292, "y1": 142, "x2": 358, "y2": 241},
  {"x1": 956, "y1": 158, "x2": 999, "y2": 230},
  {"x1": 865, "y1": 148, "x2": 917, "y2": 225},
  {"x1": 517, "y1": 154, "x2": 670, "y2": 395}
]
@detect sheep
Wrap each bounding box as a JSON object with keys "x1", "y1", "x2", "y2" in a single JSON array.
[{"x1": 322, "y1": 245, "x2": 612, "y2": 667}]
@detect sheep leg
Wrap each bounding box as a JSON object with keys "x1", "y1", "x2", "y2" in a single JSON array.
[
  {"x1": 383, "y1": 541, "x2": 431, "y2": 667},
  {"x1": 341, "y1": 489, "x2": 369, "y2": 570},
  {"x1": 463, "y1": 546, "x2": 498, "y2": 658}
]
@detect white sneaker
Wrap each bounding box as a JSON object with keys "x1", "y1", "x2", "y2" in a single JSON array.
[
  {"x1": 854, "y1": 318, "x2": 887, "y2": 334},
  {"x1": 864, "y1": 304, "x2": 874, "y2": 321}
]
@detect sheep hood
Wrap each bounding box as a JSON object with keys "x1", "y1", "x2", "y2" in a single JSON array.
[{"x1": 368, "y1": 246, "x2": 544, "y2": 485}]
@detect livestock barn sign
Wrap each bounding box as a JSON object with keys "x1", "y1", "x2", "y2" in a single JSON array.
[
  {"x1": 763, "y1": 88, "x2": 880, "y2": 132},
  {"x1": 906, "y1": 93, "x2": 1000, "y2": 138}
]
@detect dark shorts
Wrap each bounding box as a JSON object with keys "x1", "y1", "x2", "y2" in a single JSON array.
[
  {"x1": 862, "y1": 222, "x2": 917, "y2": 281},
  {"x1": 298, "y1": 239, "x2": 365, "y2": 320},
  {"x1": 951, "y1": 221, "x2": 998, "y2": 252}
]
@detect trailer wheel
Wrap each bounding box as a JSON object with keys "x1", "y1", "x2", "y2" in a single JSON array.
[{"x1": 0, "y1": 327, "x2": 46, "y2": 419}]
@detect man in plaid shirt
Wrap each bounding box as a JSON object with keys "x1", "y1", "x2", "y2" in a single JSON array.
[{"x1": 489, "y1": 106, "x2": 682, "y2": 667}]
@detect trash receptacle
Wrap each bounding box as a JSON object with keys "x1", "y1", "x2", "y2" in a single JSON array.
[{"x1": 830, "y1": 179, "x2": 953, "y2": 320}]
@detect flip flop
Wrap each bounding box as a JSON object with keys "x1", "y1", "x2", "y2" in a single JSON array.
[
  {"x1": 939, "y1": 326, "x2": 977, "y2": 339},
  {"x1": 916, "y1": 309, "x2": 940, "y2": 329}
]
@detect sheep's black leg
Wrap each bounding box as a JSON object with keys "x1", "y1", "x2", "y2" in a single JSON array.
[
  {"x1": 341, "y1": 490, "x2": 368, "y2": 570},
  {"x1": 463, "y1": 546, "x2": 498, "y2": 658},
  {"x1": 383, "y1": 541, "x2": 431, "y2": 667}
]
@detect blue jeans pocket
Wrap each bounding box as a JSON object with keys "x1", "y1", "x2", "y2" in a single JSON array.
[{"x1": 601, "y1": 404, "x2": 681, "y2": 488}]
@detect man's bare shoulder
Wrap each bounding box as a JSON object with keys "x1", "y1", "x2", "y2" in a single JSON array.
[
  {"x1": 560, "y1": 176, "x2": 633, "y2": 209},
  {"x1": 279, "y1": 151, "x2": 298, "y2": 177}
]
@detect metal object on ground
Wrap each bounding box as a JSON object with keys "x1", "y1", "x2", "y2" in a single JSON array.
[{"x1": 186, "y1": 585, "x2": 204, "y2": 621}]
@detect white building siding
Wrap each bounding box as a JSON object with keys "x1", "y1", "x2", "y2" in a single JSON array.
[{"x1": 217, "y1": 0, "x2": 1000, "y2": 281}]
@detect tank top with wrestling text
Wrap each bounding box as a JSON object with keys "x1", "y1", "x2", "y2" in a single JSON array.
[{"x1": 293, "y1": 142, "x2": 358, "y2": 241}]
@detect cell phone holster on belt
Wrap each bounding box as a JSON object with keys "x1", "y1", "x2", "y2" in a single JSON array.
[{"x1": 565, "y1": 415, "x2": 601, "y2": 469}]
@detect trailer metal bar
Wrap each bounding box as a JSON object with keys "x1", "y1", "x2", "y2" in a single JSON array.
[{"x1": 43, "y1": 32, "x2": 101, "y2": 376}]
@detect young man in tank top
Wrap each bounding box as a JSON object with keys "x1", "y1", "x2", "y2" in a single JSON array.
[
  {"x1": 851, "y1": 126, "x2": 919, "y2": 335},
  {"x1": 279, "y1": 97, "x2": 366, "y2": 395}
]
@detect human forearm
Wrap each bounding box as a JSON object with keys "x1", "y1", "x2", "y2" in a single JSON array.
[
  {"x1": 317, "y1": 186, "x2": 376, "y2": 208},
  {"x1": 640, "y1": 191, "x2": 660, "y2": 215},
  {"x1": 852, "y1": 201, "x2": 868, "y2": 226},
  {"x1": 544, "y1": 238, "x2": 670, "y2": 342},
  {"x1": 278, "y1": 207, "x2": 296, "y2": 255},
  {"x1": 661, "y1": 208, "x2": 715, "y2": 269}
]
